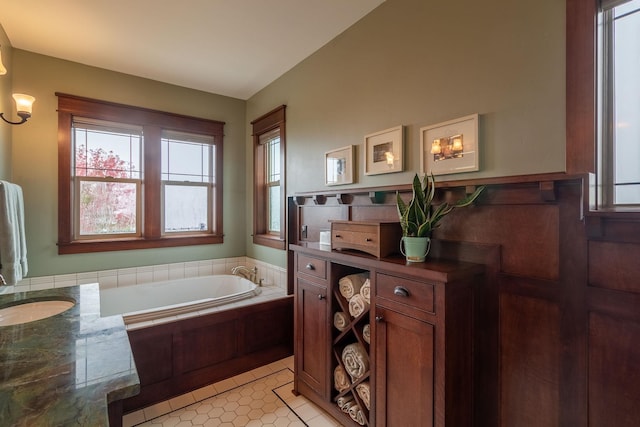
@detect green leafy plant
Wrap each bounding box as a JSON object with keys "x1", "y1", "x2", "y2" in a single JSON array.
[{"x1": 396, "y1": 173, "x2": 485, "y2": 237}]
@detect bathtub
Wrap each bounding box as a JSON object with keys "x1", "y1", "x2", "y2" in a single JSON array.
[{"x1": 99, "y1": 274, "x2": 261, "y2": 324}]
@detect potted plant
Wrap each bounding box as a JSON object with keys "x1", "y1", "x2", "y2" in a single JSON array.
[{"x1": 396, "y1": 173, "x2": 484, "y2": 262}]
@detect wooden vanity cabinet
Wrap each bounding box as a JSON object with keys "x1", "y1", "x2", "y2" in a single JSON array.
[
  {"x1": 291, "y1": 243, "x2": 482, "y2": 427},
  {"x1": 293, "y1": 252, "x2": 330, "y2": 399},
  {"x1": 373, "y1": 272, "x2": 474, "y2": 427}
]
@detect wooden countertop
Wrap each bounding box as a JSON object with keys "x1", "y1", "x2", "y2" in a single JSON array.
[{"x1": 0, "y1": 283, "x2": 140, "y2": 426}]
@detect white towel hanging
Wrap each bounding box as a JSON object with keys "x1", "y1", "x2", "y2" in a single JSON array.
[{"x1": 0, "y1": 180, "x2": 28, "y2": 285}]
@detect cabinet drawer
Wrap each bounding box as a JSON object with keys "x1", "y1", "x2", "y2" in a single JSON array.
[
  {"x1": 375, "y1": 273, "x2": 435, "y2": 314},
  {"x1": 297, "y1": 254, "x2": 327, "y2": 280}
]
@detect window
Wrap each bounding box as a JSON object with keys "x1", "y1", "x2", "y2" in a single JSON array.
[
  {"x1": 57, "y1": 93, "x2": 224, "y2": 254},
  {"x1": 599, "y1": 0, "x2": 640, "y2": 206},
  {"x1": 73, "y1": 119, "x2": 142, "y2": 238},
  {"x1": 252, "y1": 105, "x2": 286, "y2": 249},
  {"x1": 161, "y1": 131, "x2": 216, "y2": 234}
]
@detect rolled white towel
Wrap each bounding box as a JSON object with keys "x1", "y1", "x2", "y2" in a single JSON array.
[
  {"x1": 334, "y1": 311, "x2": 349, "y2": 331},
  {"x1": 342, "y1": 342, "x2": 369, "y2": 381},
  {"x1": 362, "y1": 324, "x2": 370, "y2": 344},
  {"x1": 334, "y1": 365, "x2": 351, "y2": 392},
  {"x1": 339, "y1": 273, "x2": 369, "y2": 300},
  {"x1": 348, "y1": 293, "x2": 370, "y2": 318},
  {"x1": 348, "y1": 403, "x2": 366, "y2": 425},
  {"x1": 360, "y1": 278, "x2": 370, "y2": 304},
  {"x1": 337, "y1": 394, "x2": 354, "y2": 411},
  {"x1": 355, "y1": 381, "x2": 371, "y2": 410}
]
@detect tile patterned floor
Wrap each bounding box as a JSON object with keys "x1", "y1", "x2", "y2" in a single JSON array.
[{"x1": 123, "y1": 356, "x2": 344, "y2": 427}]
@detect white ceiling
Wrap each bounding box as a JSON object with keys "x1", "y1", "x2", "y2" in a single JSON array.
[{"x1": 1, "y1": 0, "x2": 385, "y2": 100}]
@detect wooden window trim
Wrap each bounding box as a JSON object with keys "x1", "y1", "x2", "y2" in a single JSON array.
[
  {"x1": 252, "y1": 105, "x2": 286, "y2": 250},
  {"x1": 568, "y1": 0, "x2": 640, "y2": 214},
  {"x1": 56, "y1": 93, "x2": 225, "y2": 254}
]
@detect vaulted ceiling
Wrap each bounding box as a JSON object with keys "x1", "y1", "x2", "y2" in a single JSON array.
[{"x1": 1, "y1": 0, "x2": 385, "y2": 99}]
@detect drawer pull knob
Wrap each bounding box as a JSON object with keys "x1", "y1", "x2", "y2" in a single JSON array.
[
  {"x1": 375, "y1": 315, "x2": 384, "y2": 323},
  {"x1": 335, "y1": 234, "x2": 342, "y2": 238},
  {"x1": 305, "y1": 263, "x2": 315, "y2": 270},
  {"x1": 318, "y1": 294, "x2": 326, "y2": 300},
  {"x1": 365, "y1": 238, "x2": 372, "y2": 242},
  {"x1": 393, "y1": 286, "x2": 410, "y2": 297}
]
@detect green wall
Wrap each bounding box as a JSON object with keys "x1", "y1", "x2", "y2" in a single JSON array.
[
  {"x1": 0, "y1": 28, "x2": 12, "y2": 180},
  {"x1": 246, "y1": 0, "x2": 566, "y2": 266},
  {"x1": 3, "y1": 0, "x2": 566, "y2": 275},
  {"x1": 10, "y1": 50, "x2": 247, "y2": 276}
]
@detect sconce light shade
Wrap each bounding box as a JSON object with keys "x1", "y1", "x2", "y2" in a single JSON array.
[
  {"x1": 1, "y1": 93, "x2": 35, "y2": 125},
  {"x1": 0, "y1": 50, "x2": 6, "y2": 75},
  {"x1": 13, "y1": 93, "x2": 35, "y2": 116}
]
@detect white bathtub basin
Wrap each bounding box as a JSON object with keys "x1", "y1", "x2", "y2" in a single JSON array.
[{"x1": 0, "y1": 300, "x2": 75, "y2": 326}]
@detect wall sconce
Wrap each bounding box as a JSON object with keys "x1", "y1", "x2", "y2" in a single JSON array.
[
  {"x1": 1, "y1": 94, "x2": 35, "y2": 125},
  {"x1": 0, "y1": 46, "x2": 36, "y2": 125}
]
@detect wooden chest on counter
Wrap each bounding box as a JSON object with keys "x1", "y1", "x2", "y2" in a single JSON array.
[{"x1": 330, "y1": 220, "x2": 402, "y2": 259}]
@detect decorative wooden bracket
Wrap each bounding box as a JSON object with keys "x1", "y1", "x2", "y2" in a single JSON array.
[
  {"x1": 312, "y1": 195, "x2": 327, "y2": 205},
  {"x1": 539, "y1": 181, "x2": 556, "y2": 202},
  {"x1": 336, "y1": 194, "x2": 353, "y2": 205}
]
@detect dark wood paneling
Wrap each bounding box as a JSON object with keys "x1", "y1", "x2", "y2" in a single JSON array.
[
  {"x1": 437, "y1": 204, "x2": 559, "y2": 280},
  {"x1": 181, "y1": 320, "x2": 238, "y2": 372},
  {"x1": 589, "y1": 241, "x2": 640, "y2": 293},
  {"x1": 127, "y1": 330, "x2": 173, "y2": 386},
  {"x1": 588, "y1": 313, "x2": 640, "y2": 427},
  {"x1": 499, "y1": 293, "x2": 560, "y2": 427},
  {"x1": 124, "y1": 297, "x2": 293, "y2": 412},
  {"x1": 299, "y1": 205, "x2": 346, "y2": 242},
  {"x1": 374, "y1": 306, "x2": 435, "y2": 427}
]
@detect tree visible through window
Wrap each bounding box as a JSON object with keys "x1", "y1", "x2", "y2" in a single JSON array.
[
  {"x1": 73, "y1": 120, "x2": 141, "y2": 237},
  {"x1": 57, "y1": 93, "x2": 224, "y2": 254}
]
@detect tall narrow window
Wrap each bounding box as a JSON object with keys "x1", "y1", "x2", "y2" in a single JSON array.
[
  {"x1": 599, "y1": 0, "x2": 640, "y2": 206},
  {"x1": 252, "y1": 105, "x2": 286, "y2": 249},
  {"x1": 263, "y1": 129, "x2": 281, "y2": 234}
]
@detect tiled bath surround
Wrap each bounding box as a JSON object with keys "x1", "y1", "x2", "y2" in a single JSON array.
[{"x1": 7, "y1": 257, "x2": 287, "y2": 293}]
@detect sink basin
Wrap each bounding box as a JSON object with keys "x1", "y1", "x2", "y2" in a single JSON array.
[{"x1": 0, "y1": 299, "x2": 75, "y2": 326}]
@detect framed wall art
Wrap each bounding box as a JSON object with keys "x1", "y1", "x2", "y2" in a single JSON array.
[
  {"x1": 420, "y1": 114, "x2": 479, "y2": 176},
  {"x1": 325, "y1": 145, "x2": 355, "y2": 186},
  {"x1": 364, "y1": 125, "x2": 404, "y2": 175}
]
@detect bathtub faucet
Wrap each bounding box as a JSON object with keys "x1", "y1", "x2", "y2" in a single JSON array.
[{"x1": 231, "y1": 266, "x2": 259, "y2": 285}]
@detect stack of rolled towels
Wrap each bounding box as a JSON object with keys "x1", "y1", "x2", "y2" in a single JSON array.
[{"x1": 337, "y1": 273, "x2": 371, "y2": 319}]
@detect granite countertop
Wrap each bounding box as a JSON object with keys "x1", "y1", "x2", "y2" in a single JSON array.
[{"x1": 0, "y1": 284, "x2": 140, "y2": 426}]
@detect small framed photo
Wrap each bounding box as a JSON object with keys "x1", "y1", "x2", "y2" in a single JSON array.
[
  {"x1": 420, "y1": 114, "x2": 479, "y2": 176},
  {"x1": 325, "y1": 145, "x2": 355, "y2": 186},
  {"x1": 364, "y1": 125, "x2": 404, "y2": 175}
]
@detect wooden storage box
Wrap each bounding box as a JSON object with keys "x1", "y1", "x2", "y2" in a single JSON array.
[{"x1": 329, "y1": 220, "x2": 401, "y2": 258}]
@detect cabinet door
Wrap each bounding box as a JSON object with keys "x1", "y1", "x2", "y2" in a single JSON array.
[
  {"x1": 295, "y1": 277, "x2": 329, "y2": 397},
  {"x1": 374, "y1": 305, "x2": 435, "y2": 427}
]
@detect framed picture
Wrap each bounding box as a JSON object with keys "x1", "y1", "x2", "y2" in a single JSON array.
[
  {"x1": 420, "y1": 114, "x2": 479, "y2": 176},
  {"x1": 325, "y1": 145, "x2": 355, "y2": 186},
  {"x1": 364, "y1": 125, "x2": 404, "y2": 175}
]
